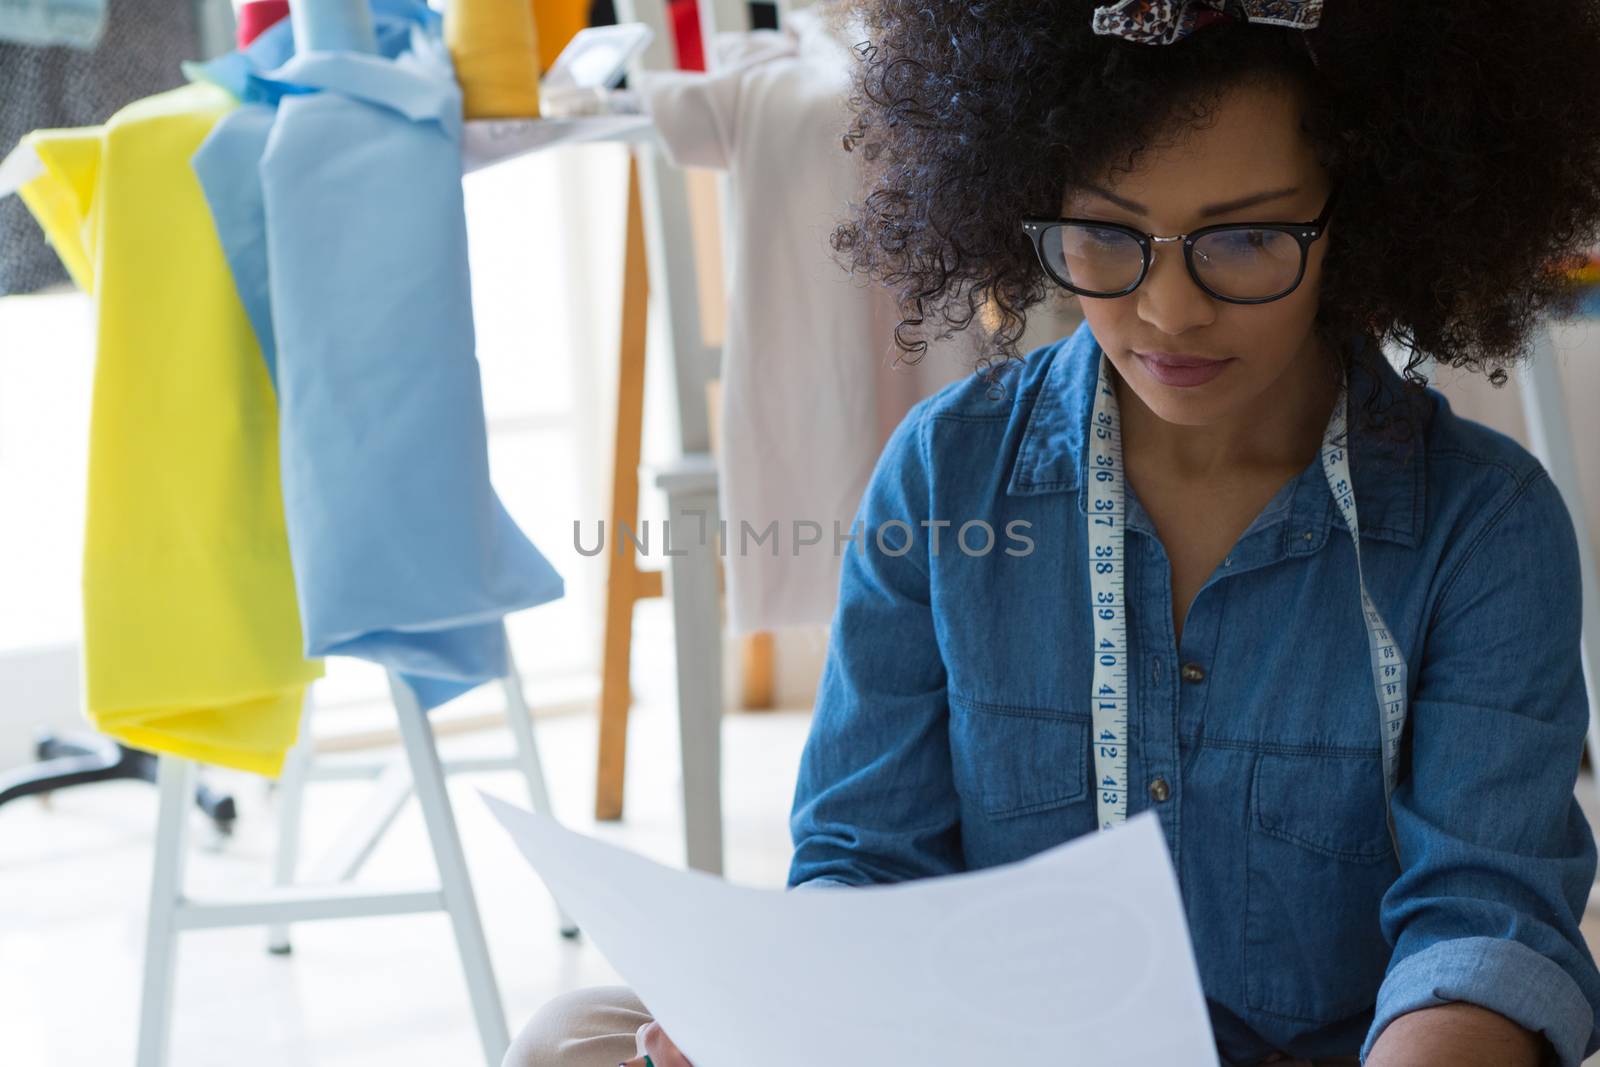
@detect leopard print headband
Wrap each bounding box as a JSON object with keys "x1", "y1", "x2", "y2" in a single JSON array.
[{"x1": 1091, "y1": 0, "x2": 1323, "y2": 46}]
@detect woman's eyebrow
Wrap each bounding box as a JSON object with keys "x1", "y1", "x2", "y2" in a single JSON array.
[{"x1": 1079, "y1": 183, "x2": 1302, "y2": 219}]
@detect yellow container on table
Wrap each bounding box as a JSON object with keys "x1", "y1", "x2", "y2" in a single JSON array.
[
  {"x1": 446, "y1": 0, "x2": 544, "y2": 118},
  {"x1": 533, "y1": 0, "x2": 589, "y2": 74}
]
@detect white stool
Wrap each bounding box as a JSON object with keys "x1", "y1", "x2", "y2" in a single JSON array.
[
  {"x1": 135, "y1": 661, "x2": 572, "y2": 1067},
  {"x1": 267, "y1": 657, "x2": 578, "y2": 953}
]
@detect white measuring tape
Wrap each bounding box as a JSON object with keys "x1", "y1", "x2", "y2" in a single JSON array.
[{"x1": 1086, "y1": 351, "x2": 1407, "y2": 861}]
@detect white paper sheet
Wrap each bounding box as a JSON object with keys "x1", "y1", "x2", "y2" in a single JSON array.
[{"x1": 481, "y1": 792, "x2": 1219, "y2": 1067}]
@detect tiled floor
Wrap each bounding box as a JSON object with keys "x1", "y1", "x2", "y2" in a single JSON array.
[{"x1": 6, "y1": 672, "x2": 1600, "y2": 1065}]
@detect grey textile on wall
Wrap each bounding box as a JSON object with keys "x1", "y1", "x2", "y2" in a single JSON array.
[
  {"x1": 0, "y1": 0, "x2": 239, "y2": 295},
  {"x1": 189, "y1": 0, "x2": 234, "y2": 68}
]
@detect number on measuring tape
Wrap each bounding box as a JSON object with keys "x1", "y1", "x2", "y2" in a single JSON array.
[
  {"x1": 1085, "y1": 351, "x2": 1407, "y2": 863},
  {"x1": 1087, "y1": 362, "x2": 1129, "y2": 831}
]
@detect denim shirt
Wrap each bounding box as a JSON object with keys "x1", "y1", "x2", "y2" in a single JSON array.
[{"x1": 786, "y1": 320, "x2": 1600, "y2": 1066}]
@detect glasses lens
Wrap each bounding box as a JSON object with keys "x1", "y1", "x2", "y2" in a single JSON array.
[
  {"x1": 1191, "y1": 228, "x2": 1303, "y2": 300},
  {"x1": 1045, "y1": 224, "x2": 1144, "y2": 295}
]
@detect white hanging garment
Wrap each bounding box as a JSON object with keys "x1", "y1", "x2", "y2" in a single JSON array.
[{"x1": 636, "y1": 5, "x2": 971, "y2": 634}]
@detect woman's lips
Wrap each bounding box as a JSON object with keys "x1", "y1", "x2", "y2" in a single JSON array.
[{"x1": 1135, "y1": 351, "x2": 1235, "y2": 387}]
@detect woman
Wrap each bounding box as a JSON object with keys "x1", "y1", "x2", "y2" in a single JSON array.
[{"x1": 509, "y1": 2, "x2": 1600, "y2": 1064}]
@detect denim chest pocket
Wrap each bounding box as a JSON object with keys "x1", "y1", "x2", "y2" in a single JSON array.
[
  {"x1": 948, "y1": 696, "x2": 1089, "y2": 818},
  {"x1": 1245, "y1": 752, "x2": 1399, "y2": 1023}
]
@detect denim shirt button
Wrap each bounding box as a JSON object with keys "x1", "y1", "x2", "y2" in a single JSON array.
[
  {"x1": 1148, "y1": 776, "x2": 1171, "y2": 803},
  {"x1": 1181, "y1": 662, "x2": 1205, "y2": 683}
]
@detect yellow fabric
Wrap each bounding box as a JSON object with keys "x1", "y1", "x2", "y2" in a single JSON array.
[
  {"x1": 17, "y1": 81, "x2": 323, "y2": 779},
  {"x1": 531, "y1": 0, "x2": 589, "y2": 74},
  {"x1": 446, "y1": 0, "x2": 543, "y2": 117},
  {"x1": 17, "y1": 132, "x2": 101, "y2": 292}
]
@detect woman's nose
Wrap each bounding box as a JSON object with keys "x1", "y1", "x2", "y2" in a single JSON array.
[{"x1": 1136, "y1": 242, "x2": 1215, "y2": 336}]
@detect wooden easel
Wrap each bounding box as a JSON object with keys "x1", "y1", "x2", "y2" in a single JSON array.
[
  {"x1": 592, "y1": 151, "x2": 775, "y2": 822},
  {"x1": 594, "y1": 149, "x2": 663, "y2": 822}
]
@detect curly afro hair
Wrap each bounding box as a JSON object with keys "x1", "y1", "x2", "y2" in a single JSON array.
[{"x1": 825, "y1": 0, "x2": 1600, "y2": 440}]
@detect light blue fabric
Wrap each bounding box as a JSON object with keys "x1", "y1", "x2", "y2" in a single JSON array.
[
  {"x1": 787, "y1": 319, "x2": 1600, "y2": 1067},
  {"x1": 188, "y1": 16, "x2": 295, "y2": 387},
  {"x1": 0, "y1": 0, "x2": 106, "y2": 50},
  {"x1": 187, "y1": 0, "x2": 563, "y2": 709},
  {"x1": 187, "y1": 1, "x2": 439, "y2": 388},
  {"x1": 286, "y1": 0, "x2": 375, "y2": 53},
  {"x1": 192, "y1": 104, "x2": 279, "y2": 384}
]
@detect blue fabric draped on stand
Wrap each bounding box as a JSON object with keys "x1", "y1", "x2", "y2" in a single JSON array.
[{"x1": 188, "y1": 0, "x2": 564, "y2": 710}]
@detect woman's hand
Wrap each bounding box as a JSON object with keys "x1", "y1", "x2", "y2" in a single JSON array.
[{"x1": 618, "y1": 1019, "x2": 694, "y2": 1067}]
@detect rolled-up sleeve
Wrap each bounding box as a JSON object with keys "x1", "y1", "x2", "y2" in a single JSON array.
[
  {"x1": 1362, "y1": 468, "x2": 1600, "y2": 1066},
  {"x1": 785, "y1": 398, "x2": 965, "y2": 889}
]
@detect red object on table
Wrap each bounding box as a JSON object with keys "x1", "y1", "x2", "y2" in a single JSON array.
[
  {"x1": 237, "y1": 0, "x2": 290, "y2": 46},
  {"x1": 668, "y1": 0, "x2": 704, "y2": 70}
]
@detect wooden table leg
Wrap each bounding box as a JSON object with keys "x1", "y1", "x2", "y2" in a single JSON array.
[
  {"x1": 740, "y1": 631, "x2": 775, "y2": 710},
  {"x1": 595, "y1": 148, "x2": 655, "y2": 822}
]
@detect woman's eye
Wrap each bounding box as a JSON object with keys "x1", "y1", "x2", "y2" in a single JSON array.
[{"x1": 1216, "y1": 229, "x2": 1271, "y2": 252}]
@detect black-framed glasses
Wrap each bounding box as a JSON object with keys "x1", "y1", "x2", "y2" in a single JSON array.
[{"x1": 1021, "y1": 185, "x2": 1340, "y2": 304}]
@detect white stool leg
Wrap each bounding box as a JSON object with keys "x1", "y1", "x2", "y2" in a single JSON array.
[
  {"x1": 499, "y1": 656, "x2": 580, "y2": 938},
  {"x1": 136, "y1": 756, "x2": 193, "y2": 1067},
  {"x1": 388, "y1": 671, "x2": 509, "y2": 1067},
  {"x1": 268, "y1": 692, "x2": 314, "y2": 953},
  {"x1": 663, "y1": 486, "x2": 725, "y2": 875}
]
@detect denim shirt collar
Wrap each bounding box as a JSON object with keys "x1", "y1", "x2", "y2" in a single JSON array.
[{"x1": 1005, "y1": 324, "x2": 1425, "y2": 553}]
